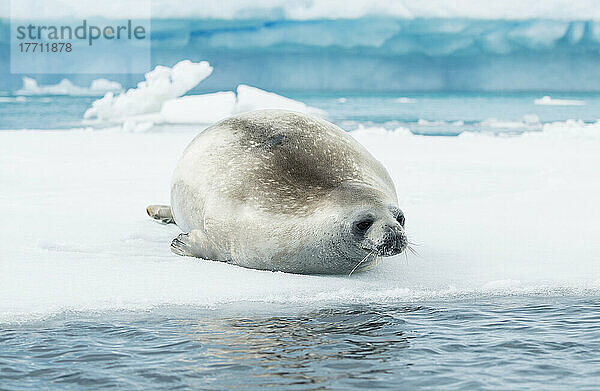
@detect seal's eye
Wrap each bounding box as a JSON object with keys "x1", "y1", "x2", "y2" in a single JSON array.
[
  {"x1": 396, "y1": 213, "x2": 405, "y2": 227},
  {"x1": 355, "y1": 219, "x2": 373, "y2": 232}
]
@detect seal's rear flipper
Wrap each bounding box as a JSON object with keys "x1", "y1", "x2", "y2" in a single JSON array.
[{"x1": 146, "y1": 205, "x2": 175, "y2": 225}]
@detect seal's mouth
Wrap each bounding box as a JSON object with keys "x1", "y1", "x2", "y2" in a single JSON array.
[
  {"x1": 350, "y1": 233, "x2": 408, "y2": 275},
  {"x1": 361, "y1": 233, "x2": 407, "y2": 257},
  {"x1": 378, "y1": 244, "x2": 405, "y2": 257},
  {"x1": 383, "y1": 227, "x2": 407, "y2": 257}
]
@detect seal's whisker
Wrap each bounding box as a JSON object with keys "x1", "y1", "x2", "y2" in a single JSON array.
[
  {"x1": 374, "y1": 256, "x2": 381, "y2": 269},
  {"x1": 406, "y1": 234, "x2": 420, "y2": 247},
  {"x1": 407, "y1": 245, "x2": 420, "y2": 257},
  {"x1": 349, "y1": 250, "x2": 376, "y2": 276}
]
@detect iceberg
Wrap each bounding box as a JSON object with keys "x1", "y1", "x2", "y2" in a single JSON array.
[
  {"x1": 146, "y1": 18, "x2": 600, "y2": 92},
  {"x1": 15, "y1": 77, "x2": 122, "y2": 96},
  {"x1": 234, "y1": 85, "x2": 326, "y2": 116},
  {"x1": 3, "y1": 17, "x2": 600, "y2": 92},
  {"x1": 160, "y1": 86, "x2": 325, "y2": 125},
  {"x1": 83, "y1": 60, "x2": 213, "y2": 121},
  {"x1": 161, "y1": 92, "x2": 237, "y2": 124},
  {"x1": 83, "y1": 61, "x2": 326, "y2": 130},
  {"x1": 6, "y1": 1, "x2": 600, "y2": 21}
]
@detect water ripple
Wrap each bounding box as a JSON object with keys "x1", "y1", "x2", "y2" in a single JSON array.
[{"x1": 1, "y1": 296, "x2": 599, "y2": 390}]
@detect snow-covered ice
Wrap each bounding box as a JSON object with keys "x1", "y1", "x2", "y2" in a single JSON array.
[{"x1": 1, "y1": 124, "x2": 599, "y2": 322}]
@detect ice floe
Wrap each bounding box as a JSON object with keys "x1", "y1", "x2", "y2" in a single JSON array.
[
  {"x1": 15, "y1": 77, "x2": 123, "y2": 96},
  {"x1": 534, "y1": 96, "x2": 585, "y2": 106},
  {"x1": 1, "y1": 122, "x2": 600, "y2": 322}
]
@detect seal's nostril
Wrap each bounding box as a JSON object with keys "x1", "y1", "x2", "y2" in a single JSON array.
[{"x1": 396, "y1": 214, "x2": 405, "y2": 227}]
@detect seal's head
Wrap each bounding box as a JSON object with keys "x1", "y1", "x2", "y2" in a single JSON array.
[
  {"x1": 349, "y1": 205, "x2": 407, "y2": 257},
  {"x1": 319, "y1": 183, "x2": 407, "y2": 273}
]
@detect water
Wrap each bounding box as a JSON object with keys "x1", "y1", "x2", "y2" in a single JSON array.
[
  {"x1": 2, "y1": 92, "x2": 600, "y2": 132},
  {"x1": 2, "y1": 297, "x2": 599, "y2": 390},
  {"x1": 0, "y1": 96, "x2": 96, "y2": 130},
  {"x1": 2, "y1": 91, "x2": 600, "y2": 390}
]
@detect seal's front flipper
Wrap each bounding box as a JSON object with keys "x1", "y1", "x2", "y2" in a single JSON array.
[
  {"x1": 171, "y1": 233, "x2": 196, "y2": 257},
  {"x1": 147, "y1": 205, "x2": 175, "y2": 224},
  {"x1": 171, "y1": 230, "x2": 221, "y2": 260}
]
